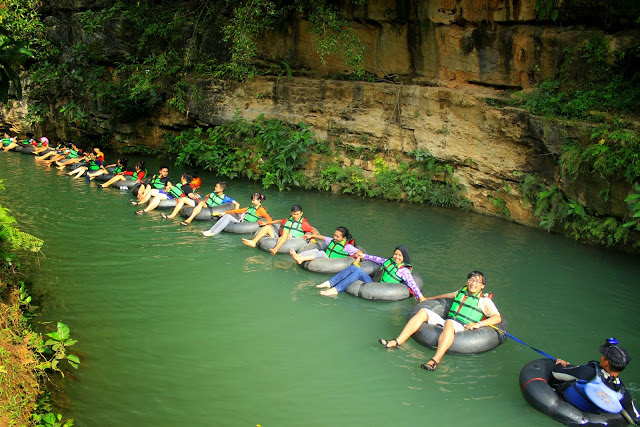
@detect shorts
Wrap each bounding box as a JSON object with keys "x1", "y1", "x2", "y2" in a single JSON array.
[
  {"x1": 151, "y1": 189, "x2": 170, "y2": 200},
  {"x1": 421, "y1": 308, "x2": 465, "y2": 333}
]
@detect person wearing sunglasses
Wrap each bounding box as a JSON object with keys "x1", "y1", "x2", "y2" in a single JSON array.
[{"x1": 552, "y1": 338, "x2": 639, "y2": 424}]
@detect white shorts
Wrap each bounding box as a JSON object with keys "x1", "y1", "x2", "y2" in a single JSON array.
[{"x1": 421, "y1": 308, "x2": 465, "y2": 333}]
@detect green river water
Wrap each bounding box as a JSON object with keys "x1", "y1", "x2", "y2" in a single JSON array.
[{"x1": 1, "y1": 152, "x2": 639, "y2": 426}]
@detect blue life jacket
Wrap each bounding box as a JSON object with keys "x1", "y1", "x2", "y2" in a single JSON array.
[{"x1": 562, "y1": 362, "x2": 624, "y2": 413}]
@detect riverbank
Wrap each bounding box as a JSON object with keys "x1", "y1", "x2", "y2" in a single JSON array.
[{"x1": 0, "y1": 272, "x2": 40, "y2": 425}]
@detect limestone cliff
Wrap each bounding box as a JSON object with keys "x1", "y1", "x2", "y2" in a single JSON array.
[{"x1": 2, "y1": 0, "x2": 639, "y2": 248}]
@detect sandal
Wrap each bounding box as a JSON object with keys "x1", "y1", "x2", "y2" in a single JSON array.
[
  {"x1": 378, "y1": 338, "x2": 400, "y2": 349},
  {"x1": 421, "y1": 359, "x2": 438, "y2": 371},
  {"x1": 180, "y1": 221, "x2": 189, "y2": 226}
]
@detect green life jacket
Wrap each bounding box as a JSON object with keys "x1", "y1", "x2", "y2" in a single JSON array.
[
  {"x1": 149, "y1": 174, "x2": 167, "y2": 189},
  {"x1": 326, "y1": 239, "x2": 350, "y2": 259},
  {"x1": 447, "y1": 286, "x2": 488, "y2": 325},
  {"x1": 168, "y1": 183, "x2": 184, "y2": 199},
  {"x1": 242, "y1": 205, "x2": 262, "y2": 223},
  {"x1": 88, "y1": 159, "x2": 101, "y2": 170},
  {"x1": 206, "y1": 192, "x2": 226, "y2": 207},
  {"x1": 379, "y1": 259, "x2": 411, "y2": 283},
  {"x1": 130, "y1": 169, "x2": 147, "y2": 180},
  {"x1": 113, "y1": 165, "x2": 124, "y2": 174},
  {"x1": 67, "y1": 148, "x2": 79, "y2": 159},
  {"x1": 1, "y1": 138, "x2": 12, "y2": 146},
  {"x1": 281, "y1": 217, "x2": 306, "y2": 238},
  {"x1": 20, "y1": 138, "x2": 30, "y2": 145}
]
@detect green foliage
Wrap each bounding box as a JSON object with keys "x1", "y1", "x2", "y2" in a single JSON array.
[
  {"x1": 0, "y1": 183, "x2": 43, "y2": 254},
  {"x1": 32, "y1": 322, "x2": 80, "y2": 373},
  {"x1": 0, "y1": 0, "x2": 55, "y2": 60},
  {"x1": 517, "y1": 177, "x2": 632, "y2": 248},
  {"x1": 516, "y1": 36, "x2": 640, "y2": 119},
  {"x1": 33, "y1": 412, "x2": 74, "y2": 427},
  {"x1": 490, "y1": 195, "x2": 510, "y2": 216},
  {"x1": 623, "y1": 182, "x2": 640, "y2": 231},
  {"x1": 307, "y1": 152, "x2": 468, "y2": 208},
  {"x1": 305, "y1": 2, "x2": 365, "y2": 78},
  {"x1": 535, "y1": 0, "x2": 559, "y2": 20},
  {"x1": 0, "y1": 26, "x2": 34, "y2": 103},
  {"x1": 162, "y1": 114, "x2": 314, "y2": 190}
]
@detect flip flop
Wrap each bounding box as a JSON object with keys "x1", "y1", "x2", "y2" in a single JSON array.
[
  {"x1": 421, "y1": 359, "x2": 438, "y2": 371},
  {"x1": 378, "y1": 338, "x2": 400, "y2": 349}
]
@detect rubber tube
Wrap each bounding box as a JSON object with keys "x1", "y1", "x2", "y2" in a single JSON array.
[
  {"x1": 179, "y1": 202, "x2": 236, "y2": 221},
  {"x1": 345, "y1": 272, "x2": 425, "y2": 302},
  {"x1": 406, "y1": 298, "x2": 507, "y2": 354},
  {"x1": 519, "y1": 358, "x2": 627, "y2": 426}
]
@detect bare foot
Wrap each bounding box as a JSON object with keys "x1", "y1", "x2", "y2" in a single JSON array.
[
  {"x1": 316, "y1": 281, "x2": 331, "y2": 289},
  {"x1": 202, "y1": 231, "x2": 213, "y2": 237},
  {"x1": 269, "y1": 248, "x2": 278, "y2": 255},
  {"x1": 242, "y1": 238, "x2": 256, "y2": 248},
  {"x1": 289, "y1": 250, "x2": 303, "y2": 264},
  {"x1": 319, "y1": 287, "x2": 338, "y2": 297}
]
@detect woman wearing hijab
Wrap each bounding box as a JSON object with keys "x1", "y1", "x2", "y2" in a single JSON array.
[{"x1": 317, "y1": 245, "x2": 425, "y2": 300}]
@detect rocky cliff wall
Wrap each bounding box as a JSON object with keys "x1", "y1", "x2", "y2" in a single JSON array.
[{"x1": 2, "y1": 0, "x2": 638, "y2": 248}]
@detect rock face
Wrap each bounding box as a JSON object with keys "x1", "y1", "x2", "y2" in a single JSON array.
[
  {"x1": 183, "y1": 76, "x2": 631, "y2": 226},
  {"x1": 1, "y1": 0, "x2": 637, "y2": 245}
]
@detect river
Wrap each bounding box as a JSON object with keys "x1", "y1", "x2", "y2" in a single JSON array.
[{"x1": 1, "y1": 151, "x2": 639, "y2": 426}]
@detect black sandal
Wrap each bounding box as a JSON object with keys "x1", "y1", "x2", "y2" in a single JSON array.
[
  {"x1": 421, "y1": 359, "x2": 438, "y2": 371},
  {"x1": 378, "y1": 338, "x2": 400, "y2": 349}
]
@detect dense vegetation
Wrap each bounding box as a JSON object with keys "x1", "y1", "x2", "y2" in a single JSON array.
[
  {"x1": 502, "y1": 28, "x2": 640, "y2": 249},
  {"x1": 2, "y1": 0, "x2": 640, "y2": 253}
]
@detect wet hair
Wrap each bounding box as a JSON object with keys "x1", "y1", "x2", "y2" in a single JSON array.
[
  {"x1": 119, "y1": 158, "x2": 129, "y2": 168},
  {"x1": 26, "y1": 132, "x2": 34, "y2": 138},
  {"x1": 290, "y1": 204, "x2": 303, "y2": 212},
  {"x1": 217, "y1": 181, "x2": 227, "y2": 191},
  {"x1": 182, "y1": 172, "x2": 193, "y2": 183},
  {"x1": 159, "y1": 165, "x2": 169, "y2": 171},
  {"x1": 135, "y1": 161, "x2": 145, "y2": 170},
  {"x1": 335, "y1": 226, "x2": 354, "y2": 245},
  {"x1": 251, "y1": 192, "x2": 266, "y2": 201},
  {"x1": 467, "y1": 271, "x2": 486, "y2": 284}
]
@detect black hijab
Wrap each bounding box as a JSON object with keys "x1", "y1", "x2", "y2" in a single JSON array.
[{"x1": 394, "y1": 245, "x2": 411, "y2": 265}]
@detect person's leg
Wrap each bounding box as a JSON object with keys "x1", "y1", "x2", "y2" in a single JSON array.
[
  {"x1": 71, "y1": 167, "x2": 88, "y2": 178},
  {"x1": 423, "y1": 320, "x2": 458, "y2": 370},
  {"x1": 182, "y1": 201, "x2": 206, "y2": 225},
  {"x1": 202, "y1": 214, "x2": 239, "y2": 237},
  {"x1": 141, "y1": 194, "x2": 165, "y2": 213},
  {"x1": 290, "y1": 248, "x2": 325, "y2": 264},
  {"x1": 166, "y1": 197, "x2": 195, "y2": 219},
  {"x1": 332, "y1": 266, "x2": 372, "y2": 293},
  {"x1": 100, "y1": 174, "x2": 125, "y2": 188},
  {"x1": 242, "y1": 224, "x2": 276, "y2": 247}
]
